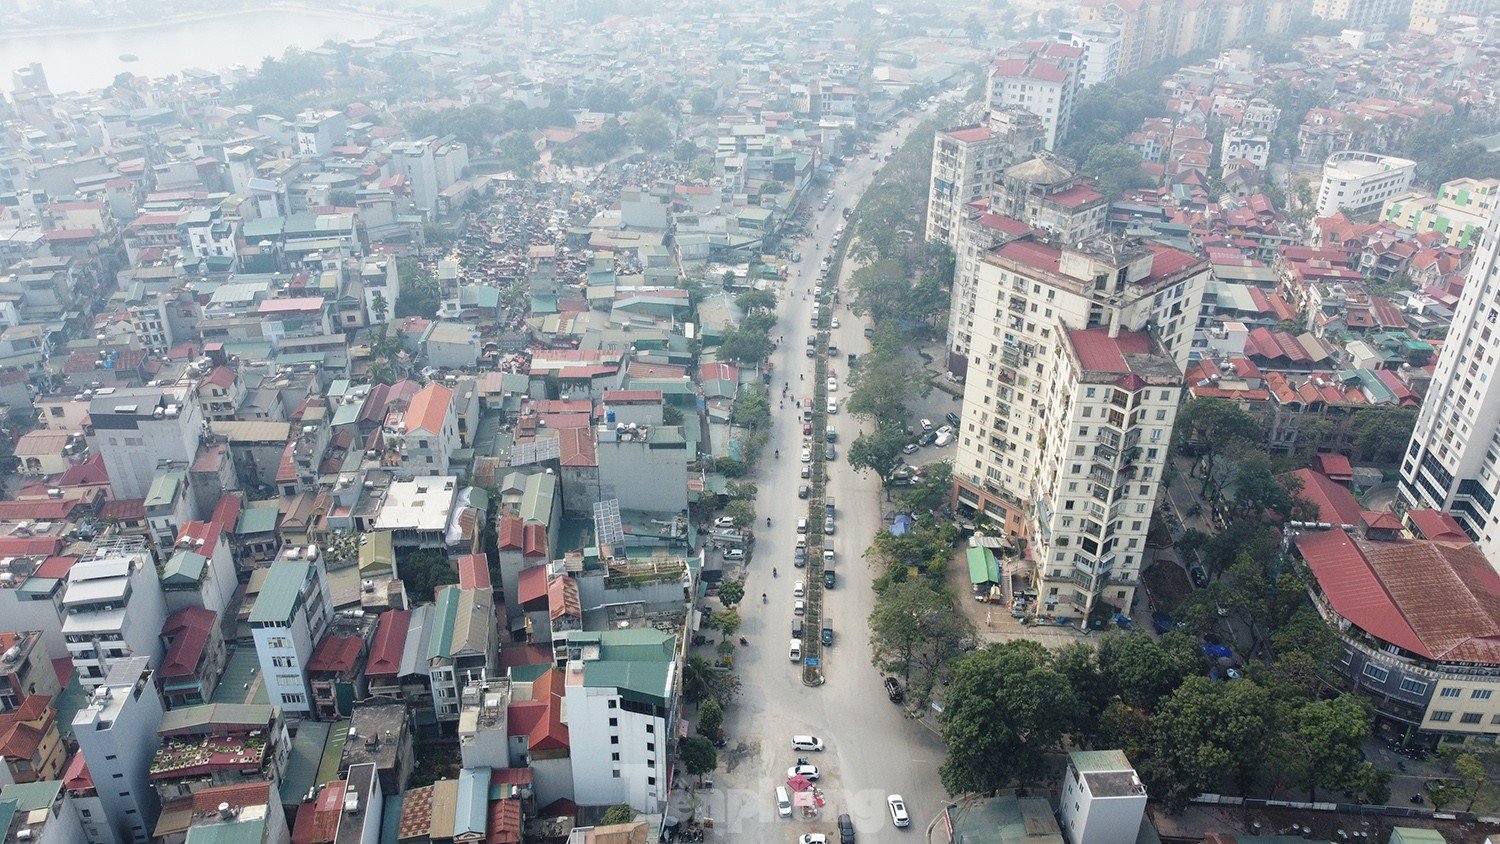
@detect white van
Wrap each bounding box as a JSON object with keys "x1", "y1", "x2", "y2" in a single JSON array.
[
  {"x1": 776, "y1": 785, "x2": 793, "y2": 818},
  {"x1": 789, "y1": 638, "x2": 802, "y2": 662}
]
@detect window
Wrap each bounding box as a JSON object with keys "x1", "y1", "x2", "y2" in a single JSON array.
[
  {"x1": 647, "y1": 743, "x2": 656, "y2": 753},
  {"x1": 1362, "y1": 664, "x2": 1389, "y2": 683},
  {"x1": 610, "y1": 736, "x2": 619, "y2": 745},
  {"x1": 609, "y1": 717, "x2": 618, "y2": 727},
  {"x1": 1461, "y1": 712, "x2": 1484, "y2": 724},
  {"x1": 1442, "y1": 687, "x2": 1462, "y2": 698},
  {"x1": 611, "y1": 752, "x2": 620, "y2": 761},
  {"x1": 1399, "y1": 678, "x2": 1428, "y2": 696},
  {"x1": 1474, "y1": 689, "x2": 1494, "y2": 700},
  {"x1": 608, "y1": 700, "x2": 617, "y2": 708},
  {"x1": 1430, "y1": 710, "x2": 1453, "y2": 722},
  {"x1": 281, "y1": 693, "x2": 305, "y2": 704}
]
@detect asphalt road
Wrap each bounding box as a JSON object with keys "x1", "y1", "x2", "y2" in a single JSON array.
[{"x1": 693, "y1": 109, "x2": 952, "y2": 842}]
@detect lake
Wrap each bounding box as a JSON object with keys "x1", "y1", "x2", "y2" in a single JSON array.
[{"x1": 0, "y1": 7, "x2": 392, "y2": 94}]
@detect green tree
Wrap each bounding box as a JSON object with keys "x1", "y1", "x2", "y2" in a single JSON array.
[
  {"x1": 1174, "y1": 398, "x2": 1266, "y2": 507},
  {"x1": 496, "y1": 132, "x2": 539, "y2": 175},
  {"x1": 679, "y1": 736, "x2": 718, "y2": 779},
  {"x1": 682, "y1": 654, "x2": 713, "y2": 704},
  {"x1": 395, "y1": 261, "x2": 441, "y2": 318},
  {"x1": 399, "y1": 549, "x2": 457, "y2": 602},
  {"x1": 848, "y1": 425, "x2": 908, "y2": 481},
  {"x1": 1099, "y1": 631, "x2": 1206, "y2": 710},
  {"x1": 718, "y1": 322, "x2": 773, "y2": 363},
  {"x1": 938, "y1": 641, "x2": 1081, "y2": 793},
  {"x1": 1145, "y1": 676, "x2": 1277, "y2": 811},
  {"x1": 689, "y1": 89, "x2": 716, "y2": 114},
  {"x1": 869, "y1": 579, "x2": 975, "y2": 705},
  {"x1": 710, "y1": 609, "x2": 742, "y2": 639},
  {"x1": 1083, "y1": 143, "x2": 1152, "y2": 197},
  {"x1": 866, "y1": 519, "x2": 961, "y2": 587},
  {"x1": 601, "y1": 804, "x2": 634, "y2": 825},
  {"x1": 895, "y1": 459, "x2": 952, "y2": 512},
  {"x1": 724, "y1": 499, "x2": 755, "y2": 530},
  {"x1": 1456, "y1": 752, "x2": 1491, "y2": 811},
  {"x1": 370, "y1": 292, "x2": 389, "y2": 325},
  {"x1": 847, "y1": 333, "x2": 928, "y2": 428},
  {"x1": 734, "y1": 288, "x2": 777, "y2": 313},
  {"x1": 1350, "y1": 407, "x2": 1417, "y2": 464},
  {"x1": 696, "y1": 699, "x2": 724, "y2": 741},
  {"x1": 629, "y1": 107, "x2": 673, "y2": 151},
  {"x1": 1280, "y1": 694, "x2": 1384, "y2": 802},
  {"x1": 718, "y1": 580, "x2": 745, "y2": 607}
]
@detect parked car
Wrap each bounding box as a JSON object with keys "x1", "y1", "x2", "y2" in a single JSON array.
[
  {"x1": 787, "y1": 764, "x2": 821, "y2": 781},
  {"x1": 801, "y1": 448, "x2": 812, "y2": 463},
  {"x1": 848, "y1": 353, "x2": 858, "y2": 366},
  {"x1": 800, "y1": 835, "x2": 828, "y2": 844},
  {"x1": 794, "y1": 600, "x2": 806, "y2": 616},
  {"x1": 723, "y1": 548, "x2": 744, "y2": 560},
  {"x1": 1190, "y1": 565, "x2": 1209, "y2": 587},
  {"x1": 827, "y1": 399, "x2": 839, "y2": 414},
  {"x1": 945, "y1": 411, "x2": 961, "y2": 427},
  {"x1": 838, "y1": 813, "x2": 856, "y2": 843},
  {"x1": 831, "y1": 317, "x2": 841, "y2": 328},
  {"x1": 803, "y1": 422, "x2": 813, "y2": 436},
  {"x1": 712, "y1": 516, "x2": 736, "y2": 529},
  {"x1": 823, "y1": 516, "x2": 835, "y2": 535},
  {"x1": 884, "y1": 676, "x2": 905, "y2": 703},
  {"x1": 777, "y1": 786, "x2": 793, "y2": 818},
  {"x1": 794, "y1": 547, "x2": 807, "y2": 567},
  {"x1": 920, "y1": 418, "x2": 934, "y2": 432},
  {"x1": 826, "y1": 377, "x2": 838, "y2": 392},
  {"x1": 902, "y1": 442, "x2": 919, "y2": 454},
  {"x1": 918, "y1": 431, "x2": 937, "y2": 447},
  {"x1": 888, "y1": 795, "x2": 910, "y2": 828},
  {"x1": 792, "y1": 735, "x2": 825, "y2": 751},
  {"x1": 801, "y1": 465, "x2": 812, "y2": 479},
  {"x1": 934, "y1": 431, "x2": 954, "y2": 447},
  {"x1": 825, "y1": 444, "x2": 836, "y2": 460},
  {"x1": 797, "y1": 518, "x2": 808, "y2": 534},
  {"x1": 826, "y1": 429, "x2": 837, "y2": 443},
  {"x1": 937, "y1": 425, "x2": 953, "y2": 437},
  {"x1": 798, "y1": 484, "x2": 812, "y2": 499},
  {"x1": 821, "y1": 620, "x2": 833, "y2": 645},
  {"x1": 794, "y1": 581, "x2": 805, "y2": 597}
]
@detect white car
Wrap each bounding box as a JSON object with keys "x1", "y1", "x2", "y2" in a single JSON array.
[
  {"x1": 934, "y1": 431, "x2": 954, "y2": 447},
  {"x1": 794, "y1": 580, "x2": 806, "y2": 597},
  {"x1": 792, "y1": 735, "x2": 825, "y2": 751},
  {"x1": 801, "y1": 448, "x2": 812, "y2": 463},
  {"x1": 920, "y1": 418, "x2": 934, "y2": 432},
  {"x1": 723, "y1": 548, "x2": 744, "y2": 560},
  {"x1": 831, "y1": 317, "x2": 840, "y2": 328},
  {"x1": 712, "y1": 516, "x2": 736, "y2": 529},
  {"x1": 799, "y1": 835, "x2": 828, "y2": 844},
  {"x1": 787, "y1": 764, "x2": 821, "y2": 781},
  {"x1": 888, "y1": 795, "x2": 910, "y2": 828},
  {"x1": 827, "y1": 377, "x2": 838, "y2": 392},
  {"x1": 794, "y1": 599, "x2": 806, "y2": 616},
  {"x1": 937, "y1": 425, "x2": 953, "y2": 437},
  {"x1": 827, "y1": 398, "x2": 839, "y2": 414}
]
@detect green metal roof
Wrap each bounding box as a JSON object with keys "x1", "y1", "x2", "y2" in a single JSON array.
[
  {"x1": 248, "y1": 561, "x2": 310, "y2": 623},
  {"x1": 185, "y1": 818, "x2": 268, "y2": 844},
  {"x1": 520, "y1": 473, "x2": 556, "y2": 525},
  {"x1": 1389, "y1": 829, "x2": 1448, "y2": 844},
  {"x1": 1069, "y1": 748, "x2": 1133, "y2": 774},
  {"x1": 509, "y1": 663, "x2": 551, "y2": 683},
  {"x1": 160, "y1": 702, "x2": 273, "y2": 734},
  {"x1": 582, "y1": 660, "x2": 671, "y2": 705},
  {"x1": 162, "y1": 551, "x2": 207, "y2": 585},
  {"x1": 0, "y1": 780, "x2": 62, "y2": 811},
  {"x1": 966, "y1": 547, "x2": 999, "y2": 586},
  {"x1": 278, "y1": 720, "x2": 330, "y2": 805},
  {"x1": 235, "y1": 504, "x2": 279, "y2": 535},
  {"x1": 428, "y1": 586, "x2": 461, "y2": 662},
  {"x1": 358, "y1": 531, "x2": 396, "y2": 575},
  {"x1": 145, "y1": 469, "x2": 185, "y2": 509}
]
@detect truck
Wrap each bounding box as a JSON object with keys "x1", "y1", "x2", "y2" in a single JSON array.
[
  {"x1": 823, "y1": 558, "x2": 836, "y2": 588},
  {"x1": 824, "y1": 496, "x2": 835, "y2": 519}
]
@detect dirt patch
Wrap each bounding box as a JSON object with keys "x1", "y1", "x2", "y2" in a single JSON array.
[
  {"x1": 723, "y1": 739, "x2": 756, "y2": 773},
  {"x1": 1142, "y1": 556, "x2": 1192, "y2": 615}
]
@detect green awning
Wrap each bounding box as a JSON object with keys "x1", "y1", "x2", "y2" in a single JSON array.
[{"x1": 966, "y1": 546, "x2": 1000, "y2": 585}]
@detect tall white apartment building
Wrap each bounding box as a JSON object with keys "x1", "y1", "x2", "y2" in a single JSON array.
[
  {"x1": 986, "y1": 42, "x2": 1083, "y2": 151},
  {"x1": 925, "y1": 108, "x2": 1046, "y2": 249},
  {"x1": 61, "y1": 547, "x2": 167, "y2": 689},
  {"x1": 1059, "y1": 23, "x2": 1123, "y2": 88},
  {"x1": 1316, "y1": 151, "x2": 1417, "y2": 218},
  {"x1": 1033, "y1": 326, "x2": 1183, "y2": 616},
  {"x1": 952, "y1": 235, "x2": 1205, "y2": 613},
  {"x1": 73, "y1": 657, "x2": 163, "y2": 844},
  {"x1": 249, "y1": 556, "x2": 331, "y2": 715},
  {"x1": 1401, "y1": 204, "x2": 1500, "y2": 557},
  {"x1": 944, "y1": 155, "x2": 1108, "y2": 373}
]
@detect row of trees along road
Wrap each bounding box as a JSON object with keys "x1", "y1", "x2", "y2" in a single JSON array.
[{"x1": 937, "y1": 631, "x2": 1388, "y2": 809}]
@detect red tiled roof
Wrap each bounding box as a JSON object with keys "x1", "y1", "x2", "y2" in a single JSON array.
[
  {"x1": 159, "y1": 606, "x2": 217, "y2": 679},
  {"x1": 548, "y1": 575, "x2": 581, "y2": 621},
  {"x1": 558, "y1": 427, "x2": 597, "y2": 468},
  {"x1": 307, "y1": 635, "x2": 363, "y2": 673},
  {"x1": 507, "y1": 668, "x2": 569, "y2": 752},
  {"x1": 996, "y1": 239, "x2": 1062, "y2": 273},
  {"x1": 1047, "y1": 184, "x2": 1104, "y2": 209},
  {"x1": 1362, "y1": 510, "x2": 1404, "y2": 531},
  {"x1": 1298, "y1": 529, "x2": 1500, "y2": 663},
  {"x1": 975, "y1": 213, "x2": 1037, "y2": 236},
  {"x1": 202, "y1": 366, "x2": 236, "y2": 389},
  {"x1": 100, "y1": 498, "x2": 145, "y2": 521},
  {"x1": 945, "y1": 126, "x2": 992, "y2": 143},
  {"x1": 256, "y1": 297, "x2": 325, "y2": 315},
  {"x1": 367, "y1": 610, "x2": 410, "y2": 678},
  {"x1": 1286, "y1": 469, "x2": 1362, "y2": 527},
  {"x1": 523, "y1": 523, "x2": 548, "y2": 558},
  {"x1": 457, "y1": 553, "x2": 491, "y2": 590},
  {"x1": 517, "y1": 565, "x2": 549, "y2": 605},
  {"x1": 601, "y1": 389, "x2": 663, "y2": 403},
  {"x1": 291, "y1": 781, "x2": 346, "y2": 844},
  {"x1": 1066, "y1": 328, "x2": 1152, "y2": 374},
  {"x1": 1407, "y1": 509, "x2": 1468, "y2": 543},
  {"x1": 63, "y1": 750, "x2": 93, "y2": 791},
  {"x1": 489, "y1": 798, "x2": 523, "y2": 844},
  {"x1": 405, "y1": 383, "x2": 453, "y2": 435},
  {"x1": 1314, "y1": 453, "x2": 1354, "y2": 481},
  {"x1": 498, "y1": 513, "x2": 524, "y2": 550},
  {"x1": 0, "y1": 537, "x2": 63, "y2": 557}
]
